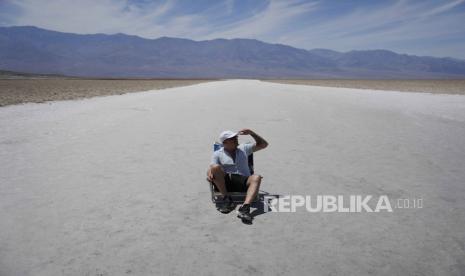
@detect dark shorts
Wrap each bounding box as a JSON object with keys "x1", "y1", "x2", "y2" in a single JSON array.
[{"x1": 214, "y1": 173, "x2": 249, "y2": 192}]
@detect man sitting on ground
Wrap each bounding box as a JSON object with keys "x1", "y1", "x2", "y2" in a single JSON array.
[{"x1": 207, "y1": 128, "x2": 268, "y2": 222}]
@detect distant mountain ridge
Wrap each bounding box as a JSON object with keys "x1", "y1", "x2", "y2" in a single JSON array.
[
  {"x1": 1, "y1": 26, "x2": 464, "y2": 79},
  {"x1": 0, "y1": 69, "x2": 68, "y2": 79}
]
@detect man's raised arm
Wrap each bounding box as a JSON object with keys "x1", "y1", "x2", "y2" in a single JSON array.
[{"x1": 238, "y1": 128, "x2": 268, "y2": 152}]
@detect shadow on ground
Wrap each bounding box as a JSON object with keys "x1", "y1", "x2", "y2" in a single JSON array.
[{"x1": 213, "y1": 191, "x2": 282, "y2": 224}]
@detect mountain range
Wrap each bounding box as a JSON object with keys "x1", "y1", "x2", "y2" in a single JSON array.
[{"x1": 1, "y1": 26, "x2": 465, "y2": 79}]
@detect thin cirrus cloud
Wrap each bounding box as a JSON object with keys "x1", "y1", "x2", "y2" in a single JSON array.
[
  {"x1": 203, "y1": 0, "x2": 319, "y2": 40},
  {"x1": 0, "y1": 0, "x2": 464, "y2": 59},
  {"x1": 277, "y1": 0, "x2": 465, "y2": 58}
]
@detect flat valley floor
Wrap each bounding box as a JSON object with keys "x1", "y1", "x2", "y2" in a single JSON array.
[{"x1": 1, "y1": 80, "x2": 464, "y2": 275}]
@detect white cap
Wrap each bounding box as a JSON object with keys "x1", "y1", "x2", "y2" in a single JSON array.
[{"x1": 219, "y1": 130, "x2": 238, "y2": 143}]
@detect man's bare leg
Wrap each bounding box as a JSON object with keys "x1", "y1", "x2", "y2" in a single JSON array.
[
  {"x1": 244, "y1": 175, "x2": 262, "y2": 205},
  {"x1": 210, "y1": 164, "x2": 227, "y2": 196},
  {"x1": 210, "y1": 165, "x2": 235, "y2": 213}
]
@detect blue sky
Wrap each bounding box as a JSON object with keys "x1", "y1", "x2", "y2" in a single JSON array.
[{"x1": 1, "y1": 0, "x2": 465, "y2": 59}]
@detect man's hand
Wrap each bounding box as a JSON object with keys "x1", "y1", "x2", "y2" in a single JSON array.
[
  {"x1": 238, "y1": 128, "x2": 254, "y2": 135},
  {"x1": 207, "y1": 168, "x2": 214, "y2": 182}
]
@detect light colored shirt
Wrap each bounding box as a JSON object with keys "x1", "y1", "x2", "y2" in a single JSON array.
[{"x1": 210, "y1": 143, "x2": 255, "y2": 176}]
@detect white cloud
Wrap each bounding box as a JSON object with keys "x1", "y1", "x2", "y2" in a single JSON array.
[
  {"x1": 225, "y1": 0, "x2": 234, "y2": 15},
  {"x1": 273, "y1": 0, "x2": 465, "y2": 57},
  {"x1": 203, "y1": 0, "x2": 319, "y2": 40},
  {"x1": 6, "y1": 0, "x2": 210, "y2": 38},
  {"x1": 3, "y1": 0, "x2": 320, "y2": 41},
  {"x1": 420, "y1": 0, "x2": 465, "y2": 17},
  {"x1": 2, "y1": 0, "x2": 464, "y2": 58}
]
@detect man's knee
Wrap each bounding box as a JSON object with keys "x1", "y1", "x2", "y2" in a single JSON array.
[
  {"x1": 211, "y1": 164, "x2": 224, "y2": 174},
  {"x1": 248, "y1": 174, "x2": 262, "y2": 185}
]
